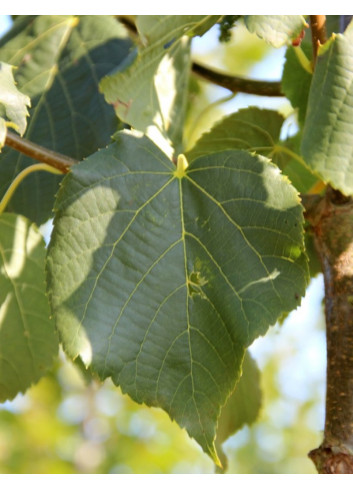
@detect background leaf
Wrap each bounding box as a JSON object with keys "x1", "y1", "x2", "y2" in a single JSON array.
[
  {"x1": 272, "y1": 132, "x2": 318, "y2": 195},
  {"x1": 100, "y1": 15, "x2": 220, "y2": 157},
  {"x1": 281, "y1": 44, "x2": 313, "y2": 126},
  {"x1": 47, "y1": 130, "x2": 309, "y2": 462},
  {"x1": 304, "y1": 231, "x2": 322, "y2": 279},
  {"x1": 215, "y1": 351, "x2": 262, "y2": 472},
  {"x1": 0, "y1": 212, "x2": 58, "y2": 401},
  {"x1": 0, "y1": 15, "x2": 132, "y2": 224},
  {"x1": 244, "y1": 16, "x2": 307, "y2": 48},
  {"x1": 301, "y1": 29, "x2": 353, "y2": 195},
  {"x1": 186, "y1": 107, "x2": 284, "y2": 162},
  {"x1": 0, "y1": 61, "x2": 30, "y2": 144},
  {"x1": 185, "y1": 107, "x2": 317, "y2": 194}
]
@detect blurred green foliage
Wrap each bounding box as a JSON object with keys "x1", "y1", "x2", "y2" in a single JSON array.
[
  {"x1": 0, "y1": 288, "x2": 325, "y2": 474},
  {"x1": 0, "y1": 355, "x2": 214, "y2": 474}
]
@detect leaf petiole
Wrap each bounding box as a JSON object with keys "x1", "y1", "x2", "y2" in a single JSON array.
[
  {"x1": 272, "y1": 144, "x2": 309, "y2": 168},
  {"x1": 293, "y1": 46, "x2": 313, "y2": 74},
  {"x1": 174, "y1": 154, "x2": 189, "y2": 178}
]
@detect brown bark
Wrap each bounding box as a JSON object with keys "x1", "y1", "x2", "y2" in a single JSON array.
[
  {"x1": 310, "y1": 15, "x2": 327, "y2": 63},
  {"x1": 191, "y1": 62, "x2": 283, "y2": 97},
  {"x1": 305, "y1": 188, "x2": 353, "y2": 473},
  {"x1": 5, "y1": 131, "x2": 77, "y2": 173},
  {"x1": 305, "y1": 15, "x2": 353, "y2": 473}
]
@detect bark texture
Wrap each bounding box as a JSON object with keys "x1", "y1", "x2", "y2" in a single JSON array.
[{"x1": 306, "y1": 188, "x2": 353, "y2": 473}]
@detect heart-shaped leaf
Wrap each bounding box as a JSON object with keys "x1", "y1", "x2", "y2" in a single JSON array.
[
  {"x1": 47, "y1": 130, "x2": 309, "y2": 462},
  {"x1": 0, "y1": 213, "x2": 58, "y2": 401}
]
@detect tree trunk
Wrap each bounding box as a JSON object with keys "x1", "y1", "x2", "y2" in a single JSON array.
[{"x1": 306, "y1": 188, "x2": 353, "y2": 473}]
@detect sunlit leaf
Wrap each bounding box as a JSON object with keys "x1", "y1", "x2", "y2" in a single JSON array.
[
  {"x1": 0, "y1": 61, "x2": 30, "y2": 145},
  {"x1": 47, "y1": 130, "x2": 309, "y2": 462},
  {"x1": 244, "y1": 15, "x2": 307, "y2": 48},
  {"x1": 100, "y1": 15, "x2": 220, "y2": 156},
  {"x1": 0, "y1": 118, "x2": 6, "y2": 149},
  {"x1": 301, "y1": 28, "x2": 353, "y2": 195},
  {"x1": 0, "y1": 213, "x2": 58, "y2": 401}
]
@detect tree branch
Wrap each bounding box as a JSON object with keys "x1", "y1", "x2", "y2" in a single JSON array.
[
  {"x1": 116, "y1": 15, "x2": 138, "y2": 37},
  {"x1": 116, "y1": 15, "x2": 284, "y2": 97},
  {"x1": 306, "y1": 14, "x2": 353, "y2": 474},
  {"x1": 191, "y1": 62, "x2": 283, "y2": 97},
  {"x1": 4, "y1": 131, "x2": 77, "y2": 174},
  {"x1": 310, "y1": 15, "x2": 327, "y2": 64},
  {"x1": 307, "y1": 189, "x2": 353, "y2": 474}
]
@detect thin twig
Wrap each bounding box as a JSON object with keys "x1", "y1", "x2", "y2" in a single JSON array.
[
  {"x1": 310, "y1": 15, "x2": 327, "y2": 64},
  {"x1": 191, "y1": 62, "x2": 283, "y2": 97},
  {"x1": 4, "y1": 131, "x2": 78, "y2": 174},
  {"x1": 116, "y1": 15, "x2": 138, "y2": 36}
]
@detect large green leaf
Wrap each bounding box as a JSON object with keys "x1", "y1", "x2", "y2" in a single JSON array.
[
  {"x1": 0, "y1": 213, "x2": 58, "y2": 401},
  {"x1": 0, "y1": 61, "x2": 30, "y2": 147},
  {"x1": 244, "y1": 16, "x2": 307, "y2": 48},
  {"x1": 301, "y1": 28, "x2": 353, "y2": 195},
  {"x1": 0, "y1": 15, "x2": 131, "y2": 224},
  {"x1": 100, "y1": 15, "x2": 220, "y2": 157},
  {"x1": 46, "y1": 130, "x2": 309, "y2": 462}
]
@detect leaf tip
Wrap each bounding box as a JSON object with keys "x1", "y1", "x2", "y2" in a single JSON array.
[{"x1": 209, "y1": 444, "x2": 223, "y2": 468}]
